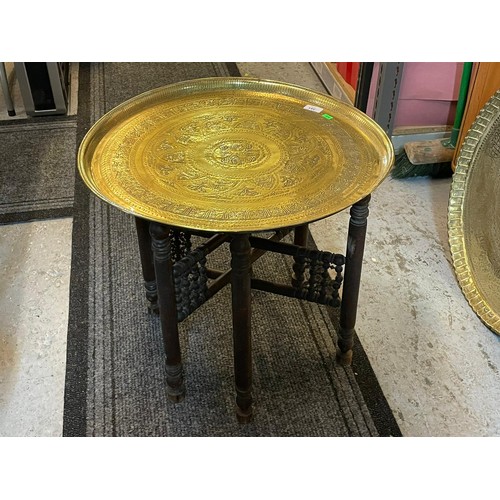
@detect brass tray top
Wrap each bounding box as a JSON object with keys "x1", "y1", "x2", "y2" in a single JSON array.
[
  {"x1": 78, "y1": 77, "x2": 394, "y2": 233},
  {"x1": 448, "y1": 89, "x2": 500, "y2": 335}
]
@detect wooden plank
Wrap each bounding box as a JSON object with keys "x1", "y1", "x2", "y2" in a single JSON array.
[{"x1": 404, "y1": 138, "x2": 454, "y2": 165}]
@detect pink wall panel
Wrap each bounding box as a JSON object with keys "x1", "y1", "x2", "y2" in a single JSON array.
[
  {"x1": 366, "y1": 62, "x2": 464, "y2": 129},
  {"x1": 395, "y1": 62, "x2": 463, "y2": 127},
  {"x1": 398, "y1": 62, "x2": 463, "y2": 100},
  {"x1": 394, "y1": 99, "x2": 458, "y2": 127}
]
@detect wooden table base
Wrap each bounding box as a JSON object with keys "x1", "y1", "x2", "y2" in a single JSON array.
[{"x1": 134, "y1": 196, "x2": 370, "y2": 421}]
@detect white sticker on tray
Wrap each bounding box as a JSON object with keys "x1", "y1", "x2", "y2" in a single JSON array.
[{"x1": 303, "y1": 104, "x2": 323, "y2": 113}]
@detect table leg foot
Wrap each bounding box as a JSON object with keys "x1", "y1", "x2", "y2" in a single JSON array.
[
  {"x1": 236, "y1": 404, "x2": 253, "y2": 424},
  {"x1": 147, "y1": 300, "x2": 160, "y2": 315},
  {"x1": 167, "y1": 392, "x2": 185, "y2": 403},
  {"x1": 166, "y1": 362, "x2": 185, "y2": 403},
  {"x1": 336, "y1": 348, "x2": 353, "y2": 366},
  {"x1": 337, "y1": 326, "x2": 354, "y2": 366},
  {"x1": 235, "y1": 385, "x2": 253, "y2": 423}
]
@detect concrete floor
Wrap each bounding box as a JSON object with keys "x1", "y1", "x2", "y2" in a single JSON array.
[{"x1": 1, "y1": 62, "x2": 499, "y2": 436}]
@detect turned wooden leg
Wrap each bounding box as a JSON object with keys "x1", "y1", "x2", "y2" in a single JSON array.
[
  {"x1": 150, "y1": 222, "x2": 185, "y2": 402},
  {"x1": 230, "y1": 234, "x2": 253, "y2": 423},
  {"x1": 135, "y1": 216, "x2": 159, "y2": 314},
  {"x1": 292, "y1": 224, "x2": 309, "y2": 287},
  {"x1": 338, "y1": 195, "x2": 370, "y2": 366}
]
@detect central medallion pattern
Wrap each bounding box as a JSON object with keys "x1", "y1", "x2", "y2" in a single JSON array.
[{"x1": 208, "y1": 139, "x2": 269, "y2": 168}]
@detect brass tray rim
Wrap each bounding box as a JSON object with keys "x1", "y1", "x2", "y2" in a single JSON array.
[
  {"x1": 78, "y1": 76, "x2": 395, "y2": 233},
  {"x1": 448, "y1": 89, "x2": 500, "y2": 336}
]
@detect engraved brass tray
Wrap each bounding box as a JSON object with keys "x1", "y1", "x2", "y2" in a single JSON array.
[
  {"x1": 78, "y1": 77, "x2": 394, "y2": 233},
  {"x1": 448, "y1": 89, "x2": 500, "y2": 335}
]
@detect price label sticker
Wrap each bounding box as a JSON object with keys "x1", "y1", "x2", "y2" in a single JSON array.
[
  {"x1": 322, "y1": 113, "x2": 333, "y2": 120},
  {"x1": 303, "y1": 104, "x2": 324, "y2": 113}
]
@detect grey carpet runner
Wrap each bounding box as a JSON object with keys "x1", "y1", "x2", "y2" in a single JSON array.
[
  {"x1": 0, "y1": 118, "x2": 76, "y2": 224},
  {"x1": 63, "y1": 62, "x2": 401, "y2": 436}
]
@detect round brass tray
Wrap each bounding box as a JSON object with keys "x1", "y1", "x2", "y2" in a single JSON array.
[
  {"x1": 448, "y1": 89, "x2": 500, "y2": 335},
  {"x1": 78, "y1": 77, "x2": 394, "y2": 233}
]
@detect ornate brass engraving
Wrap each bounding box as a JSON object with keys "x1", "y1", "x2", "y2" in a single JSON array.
[
  {"x1": 78, "y1": 77, "x2": 394, "y2": 232},
  {"x1": 209, "y1": 139, "x2": 270, "y2": 168}
]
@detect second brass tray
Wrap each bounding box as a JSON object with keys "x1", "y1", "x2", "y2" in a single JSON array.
[
  {"x1": 78, "y1": 77, "x2": 394, "y2": 233},
  {"x1": 449, "y1": 89, "x2": 500, "y2": 335}
]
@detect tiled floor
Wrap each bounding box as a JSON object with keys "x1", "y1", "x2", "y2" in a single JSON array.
[
  {"x1": 1, "y1": 62, "x2": 499, "y2": 436},
  {"x1": 0, "y1": 219, "x2": 72, "y2": 436}
]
